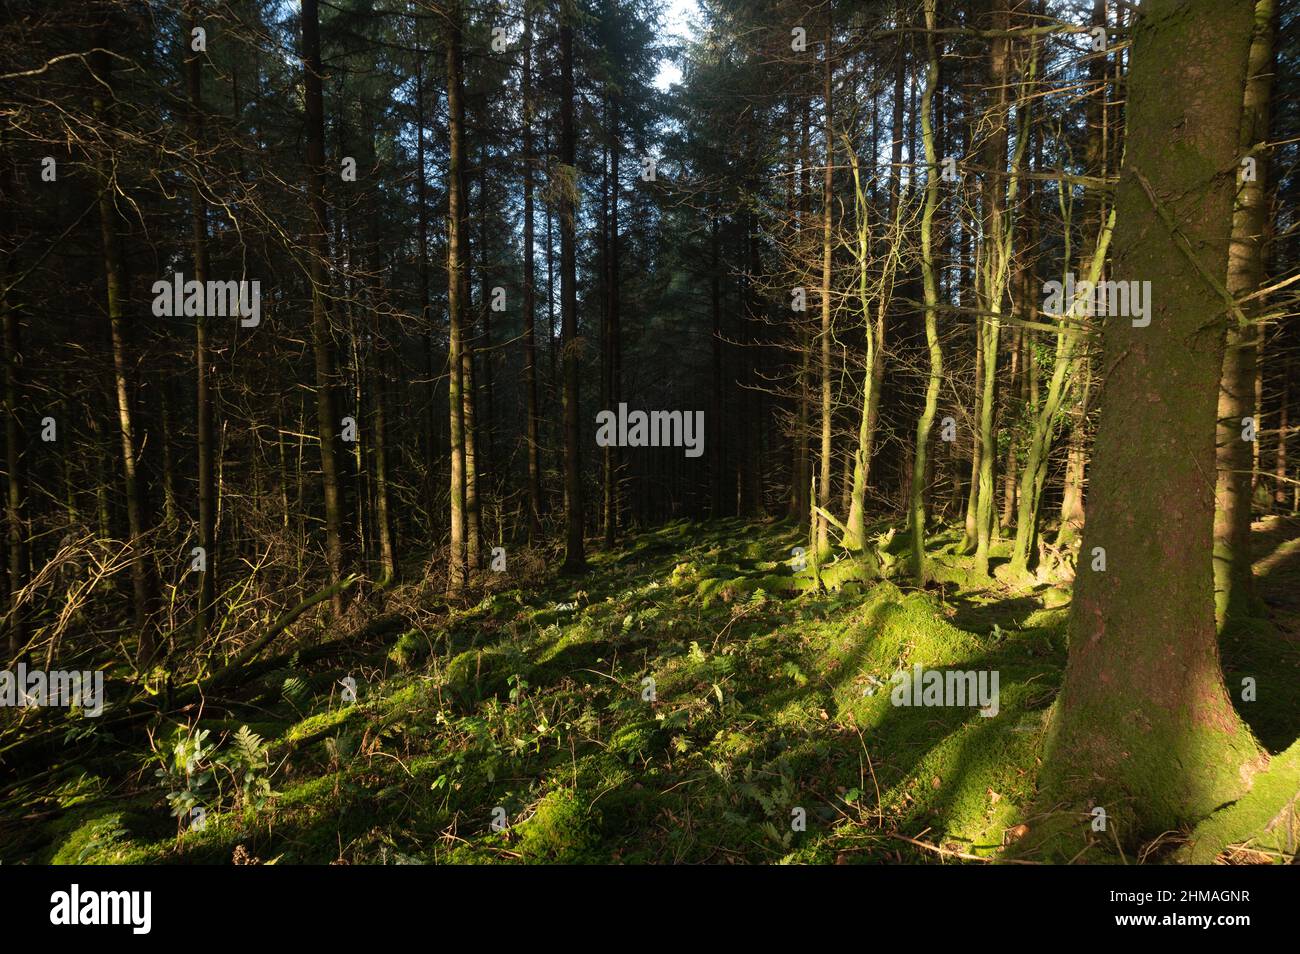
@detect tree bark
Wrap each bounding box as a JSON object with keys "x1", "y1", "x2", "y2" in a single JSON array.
[
  {"x1": 1036, "y1": 0, "x2": 1264, "y2": 848},
  {"x1": 1214, "y1": 0, "x2": 1275, "y2": 625},
  {"x1": 302, "y1": 0, "x2": 349, "y2": 617},
  {"x1": 559, "y1": 10, "x2": 585, "y2": 572},
  {"x1": 815, "y1": 16, "x2": 834, "y2": 557},
  {"x1": 0, "y1": 149, "x2": 26, "y2": 660},
  {"x1": 522, "y1": 5, "x2": 543, "y2": 538},
  {"x1": 909, "y1": 0, "x2": 942, "y2": 583},
  {"x1": 603, "y1": 94, "x2": 621, "y2": 547},
  {"x1": 445, "y1": 0, "x2": 468, "y2": 595}
]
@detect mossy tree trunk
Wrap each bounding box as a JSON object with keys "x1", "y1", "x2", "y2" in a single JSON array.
[
  {"x1": 1037, "y1": 0, "x2": 1264, "y2": 844},
  {"x1": 843, "y1": 146, "x2": 896, "y2": 552},
  {"x1": 972, "y1": 0, "x2": 1013, "y2": 578},
  {"x1": 1010, "y1": 206, "x2": 1113, "y2": 577},
  {"x1": 908, "y1": 0, "x2": 942, "y2": 582},
  {"x1": 844, "y1": 25, "x2": 906, "y2": 553}
]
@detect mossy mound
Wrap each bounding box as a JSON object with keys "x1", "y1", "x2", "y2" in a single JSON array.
[
  {"x1": 442, "y1": 645, "x2": 528, "y2": 708},
  {"x1": 387, "y1": 628, "x2": 433, "y2": 670},
  {"x1": 1179, "y1": 739, "x2": 1300, "y2": 864},
  {"x1": 518, "y1": 788, "x2": 598, "y2": 863}
]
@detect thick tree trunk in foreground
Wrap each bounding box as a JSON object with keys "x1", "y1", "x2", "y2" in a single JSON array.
[{"x1": 1036, "y1": 0, "x2": 1263, "y2": 847}]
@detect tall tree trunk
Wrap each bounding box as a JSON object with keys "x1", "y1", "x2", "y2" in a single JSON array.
[
  {"x1": 973, "y1": 0, "x2": 1012, "y2": 577},
  {"x1": 603, "y1": 94, "x2": 621, "y2": 547},
  {"x1": 415, "y1": 60, "x2": 439, "y2": 518},
  {"x1": 522, "y1": 4, "x2": 543, "y2": 538},
  {"x1": 1035, "y1": 0, "x2": 1263, "y2": 848},
  {"x1": 791, "y1": 101, "x2": 813, "y2": 527},
  {"x1": 908, "y1": 0, "x2": 942, "y2": 582},
  {"x1": 843, "y1": 126, "x2": 898, "y2": 550},
  {"x1": 302, "y1": 0, "x2": 349, "y2": 616},
  {"x1": 476, "y1": 143, "x2": 495, "y2": 488},
  {"x1": 1214, "y1": 0, "x2": 1275, "y2": 625},
  {"x1": 1275, "y1": 362, "x2": 1289, "y2": 509},
  {"x1": 91, "y1": 47, "x2": 158, "y2": 666},
  {"x1": 0, "y1": 149, "x2": 26, "y2": 660},
  {"x1": 445, "y1": 0, "x2": 468, "y2": 595},
  {"x1": 744, "y1": 208, "x2": 765, "y2": 515},
  {"x1": 1010, "y1": 207, "x2": 1113, "y2": 577},
  {"x1": 186, "y1": 0, "x2": 216, "y2": 640},
  {"x1": 462, "y1": 156, "x2": 482, "y2": 572},
  {"x1": 962, "y1": 307, "x2": 982, "y2": 551},
  {"x1": 559, "y1": 9, "x2": 585, "y2": 572},
  {"x1": 711, "y1": 208, "x2": 725, "y2": 516},
  {"x1": 1055, "y1": 0, "x2": 1109, "y2": 552},
  {"x1": 815, "y1": 16, "x2": 834, "y2": 557}
]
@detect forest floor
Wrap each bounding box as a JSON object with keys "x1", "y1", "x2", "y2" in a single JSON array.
[{"x1": 2, "y1": 516, "x2": 1298, "y2": 865}]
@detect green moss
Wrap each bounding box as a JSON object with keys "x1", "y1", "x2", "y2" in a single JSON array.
[
  {"x1": 388, "y1": 628, "x2": 432, "y2": 670},
  {"x1": 11, "y1": 516, "x2": 1293, "y2": 867},
  {"x1": 1179, "y1": 739, "x2": 1300, "y2": 863},
  {"x1": 50, "y1": 810, "x2": 136, "y2": 865},
  {"x1": 927, "y1": 557, "x2": 990, "y2": 591},
  {"x1": 276, "y1": 773, "x2": 345, "y2": 812},
  {"x1": 1040, "y1": 586, "x2": 1071, "y2": 609},
  {"x1": 284, "y1": 706, "x2": 356, "y2": 744},
  {"x1": 518, "y1": 788, "x2": 598, "y2": 863},
  {"x1": 817, "y1": 557, "x2": 878, "y2": 591},
  {"x1": 442, "y1": 646, "x2": 527, "y2": 707},
  {"x1": 669, "y1": 561, "x2": 700, "y2": 586},
  {"x1": 607, "y1": 721, "x2": 662, "y2": 761},
  {"x1": 1030, "y1": 692, "x2": 1264, "y2": 858}
]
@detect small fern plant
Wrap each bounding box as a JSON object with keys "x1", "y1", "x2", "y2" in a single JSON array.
[{"x1": 222, "y1": 725, "x2": 276, "y2": 813}]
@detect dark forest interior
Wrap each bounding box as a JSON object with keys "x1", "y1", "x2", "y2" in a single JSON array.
[{"x1": 0, "y1": 0, "x2": 1298, "y2": 868}]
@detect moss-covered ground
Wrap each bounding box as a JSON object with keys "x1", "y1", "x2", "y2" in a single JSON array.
[{"x1": 2, "y1": 516, "x2": 1296, "y2": 865}]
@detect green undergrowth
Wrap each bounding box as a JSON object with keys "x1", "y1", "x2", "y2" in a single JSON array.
[{"x1": 2, "y1": 518, "x2": 1295, "y2": 865}]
